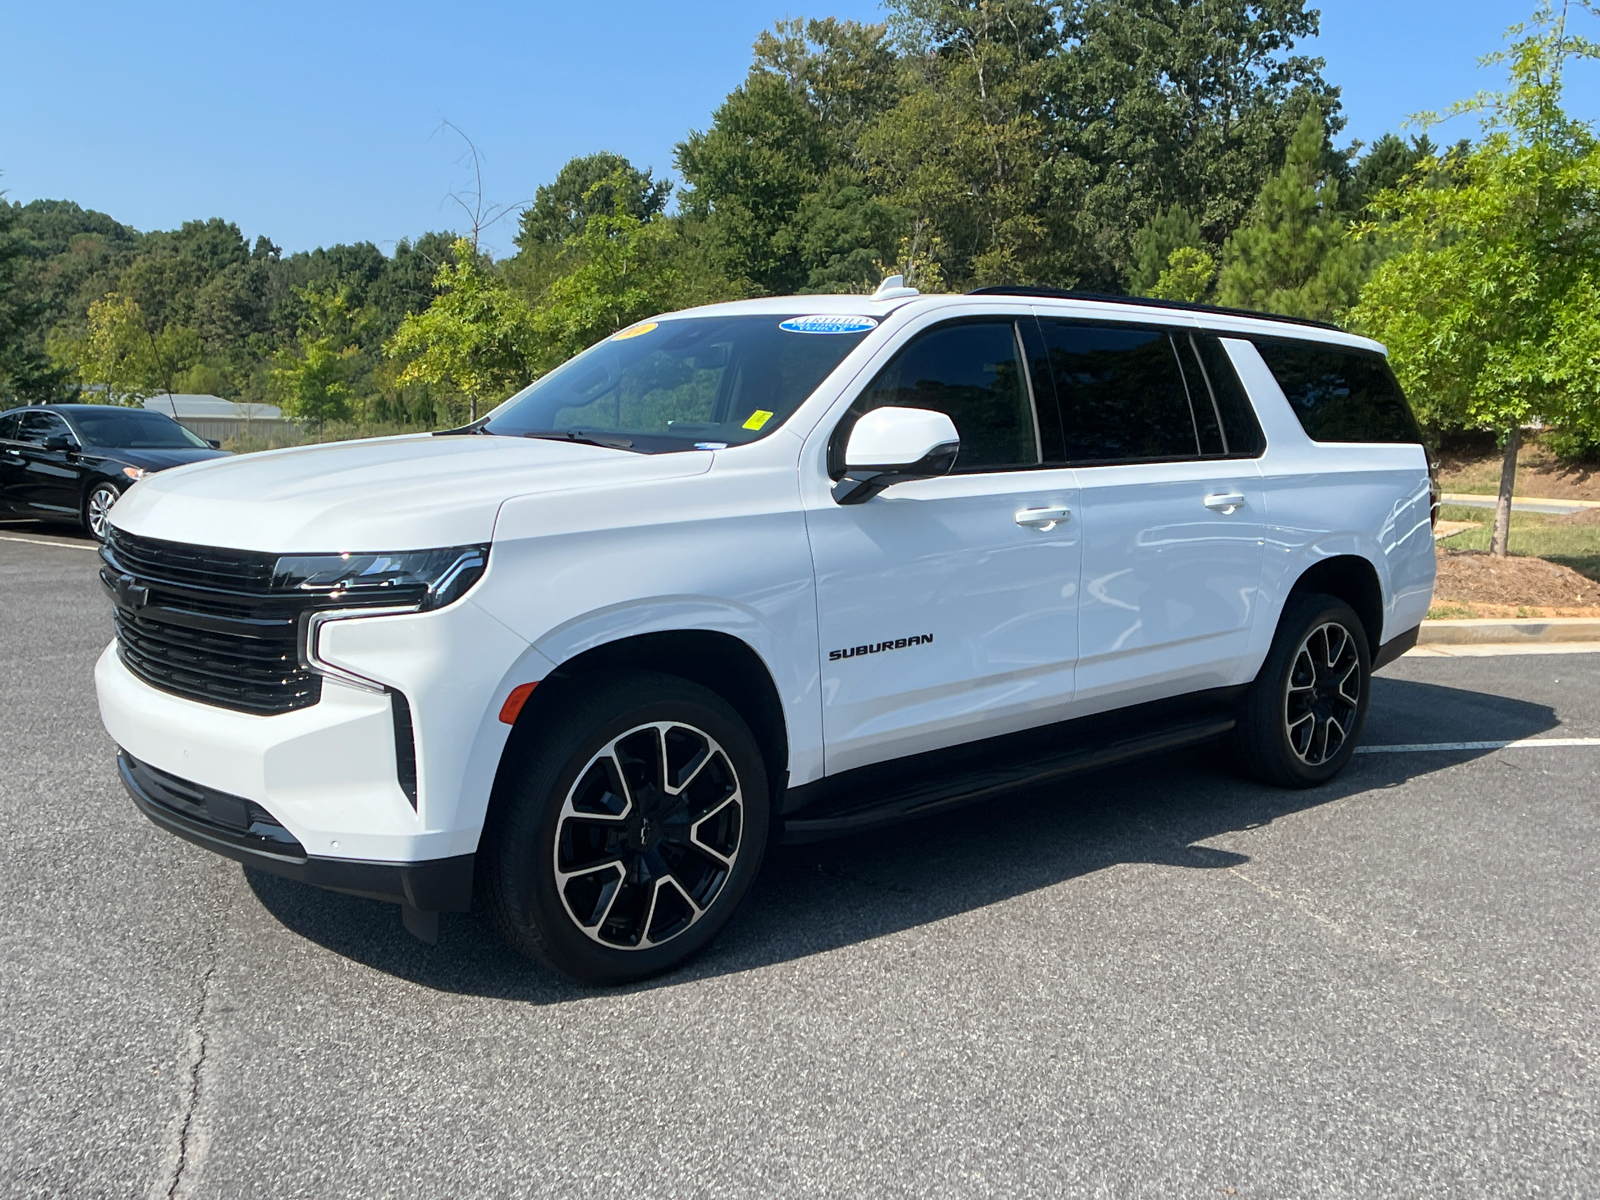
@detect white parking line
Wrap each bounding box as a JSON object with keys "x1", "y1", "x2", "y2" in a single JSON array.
[
  {"x1": 1405, "y1": 643, "x2": 1600, "y2": 657},
  {"x1": 0, "y1": 534, "x2": 98, "y2": 551},
  {"x1": 1359, "y1": 737, "x2": 1600, "y2": 753}
]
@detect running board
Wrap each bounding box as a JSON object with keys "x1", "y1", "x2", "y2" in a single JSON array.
[{"x1": 781, "y1": 715, "x2": 1236, "y2": 844}]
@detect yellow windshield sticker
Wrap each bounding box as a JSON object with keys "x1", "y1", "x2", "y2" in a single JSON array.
[
  {"x1": 742, "y1": 409, "x2": 775, "y2": 431},
  {"x1": 612, "y1": 321, "x2": 657, "y2": 340}
]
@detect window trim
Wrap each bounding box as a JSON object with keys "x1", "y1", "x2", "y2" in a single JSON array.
[{"x1": 827, "y1": 315, "x2": 1060, "y2": 479}]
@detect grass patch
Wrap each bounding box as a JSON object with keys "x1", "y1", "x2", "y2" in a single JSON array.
[
  {"x1": 1434, "y1": 505, "x2": 1600, "y2": 584},
  {"x1": 1426, "y1": 602, "x2": 1475, "y2": 619}
]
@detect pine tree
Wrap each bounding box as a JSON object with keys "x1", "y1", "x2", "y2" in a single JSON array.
[
  {"x1": 1216, "y1": 108, "x2": 1367, "y2": 320},
  {"x1": 1128, "y1": 205, "x2": 1204, "y2": 295}
]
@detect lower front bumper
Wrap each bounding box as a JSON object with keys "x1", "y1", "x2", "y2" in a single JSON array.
[{"x1": 119, "y1": 750, "x2": 474, "y2": 912}]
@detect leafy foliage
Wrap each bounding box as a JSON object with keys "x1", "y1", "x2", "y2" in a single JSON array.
[
  {"x1": 0, "y1": 198, "x2": 72, "y2": 403},
  {"x1": 1353, "y1": 2, "x2": 1600, "y2": 551},
  {"x1": 1217, "y1": 107, "x2": 1368, "y2": 320},
  {"x1": 387, "y1": 239, "x2": 540, "y2": 422}
]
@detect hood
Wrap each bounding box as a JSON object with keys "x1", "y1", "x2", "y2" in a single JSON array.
[
  {"x1": 98, "y1": 446, "x2": 231, "y2": 472},
  {"x1": 108, "y1": 433, "x2": 713, "y2": 553}
]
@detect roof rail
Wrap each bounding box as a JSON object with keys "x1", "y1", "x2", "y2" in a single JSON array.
[{"x1": 967, "y1": 286, "x2": 1346, "y2": 333}]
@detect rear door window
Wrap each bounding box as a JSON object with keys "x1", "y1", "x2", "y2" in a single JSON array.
[
  {"x1": 1040, "y1": 321, "x2": 1201, "y2": 463},
  {"x1": 0, "y1": 413, "x2": 19, "y2": 441},
  {"x1": 835, "y1": 319, "x2": 1042, "y2": 475},
  {"x1": 18, "y1": 412, "x2": 69, "y2": 445},
  {"x1": 1253, "y1": 339, "x2": 1422, "y2": 444},
  {"x1": 1186, "y1": 335, "x2": 1266, "y2": 457}
]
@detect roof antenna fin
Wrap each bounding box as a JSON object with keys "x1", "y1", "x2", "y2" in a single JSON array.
[{"x1": 873, "y1": 274, "x2": 920, "y2": 299}]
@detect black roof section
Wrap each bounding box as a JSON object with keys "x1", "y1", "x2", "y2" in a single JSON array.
[{"x1": 967, "y1": 286, "x2": 1346, "y2": 333}]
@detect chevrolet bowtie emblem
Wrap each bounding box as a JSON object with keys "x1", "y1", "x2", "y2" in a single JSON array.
[{"x1": 115, "y1": 574, "x2": 149, "y2": 609}]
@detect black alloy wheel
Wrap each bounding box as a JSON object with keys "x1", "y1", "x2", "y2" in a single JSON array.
[
  {"x1": 480, "y1": 670, "x2": 769, "y2": 984},
  {"x1": 554, "y1": 720, "x2": 744, "y2": 949},
  {"x1": 1284, "y1": 621, "x2": 1362, "y2": 766},
  {"x1": 84, "y1": 482, "x2": 121, "y2": 541},
  {"x1": 1236, "y1": 592, "x2": 1371, "y2": 788}
]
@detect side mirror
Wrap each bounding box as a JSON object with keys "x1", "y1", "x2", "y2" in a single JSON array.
[
  {"x1": 43, "y1": 433, "x2": 76, "y2": 453},
  {"x1": 206, "y1": 439, "x2": 222, "y2": 449},
  {"x1": 833, "y1": 406, "x2": 960, "y2": 505}
]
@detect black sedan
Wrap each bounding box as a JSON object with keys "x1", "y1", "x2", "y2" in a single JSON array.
[{"x1": 0, "y1": 404, "x2": 231, "y2": 540}]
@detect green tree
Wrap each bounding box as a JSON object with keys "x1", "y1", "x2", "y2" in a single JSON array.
[
  {"x1": 270, "y1": 282, "x2": 383, "y2": 428},
  {"x1": 271, "y1": 336, "x2": 355, "y2": 429},
  {"x1": 515, "y1": 153, "x2": 671, "y2": 249},
  {"x1": 677, "y1": 17, "x2": 902, "y2": 293},
  {"x1": 0, "y1": 198, "x2": 72, "y2": 402},
  {"x1": 1148, "y1": 246, "x2": 1218, "y2": 302},
  {"x1": 1045, "y1": 0, "x2": 1338, "y2": 289},
  {"x1": 531, "y1": 175, "x2": 684, "y2": 364},
  {"x1": 60, "y1": 292, "x2": 200, "y2": 404},
  {"x1": 386, "y1": 238, "x2": 538, "y2": 422},
  {"x1": 1353, "y1": 2, "x2": 1600, "y2": 556},
  {"x1": 1129, "y1": 204, "x2": 1205, "y2": 294},
  {"x1": 862, "y1": 0, "x2": 1058, "y2": 288},
  {"x1": 1217, "y1": 106, "x2": 1368, "y2": 319}
]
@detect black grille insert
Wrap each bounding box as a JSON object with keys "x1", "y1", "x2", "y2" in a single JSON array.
[
  {"x1": 121, "y1": 751, "x2": 305, "y2": 858},
  {"x1": 102, "y1": 528, "x2": 319, "y2": 715}
]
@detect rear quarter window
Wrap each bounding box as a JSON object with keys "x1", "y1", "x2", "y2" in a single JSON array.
[{"x1": 1254, "y1": 339, "x2": 1422, "y2": 445}]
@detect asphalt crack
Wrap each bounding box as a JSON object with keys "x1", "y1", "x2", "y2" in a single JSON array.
[
  {"x1": 151, "y1": 885, "x2": 227, "y2": 1200},
  {"x1": 166, "y1": 958, "x2": 216, "y2": 1200}
]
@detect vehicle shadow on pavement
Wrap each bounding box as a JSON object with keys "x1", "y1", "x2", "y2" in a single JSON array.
[{"x1": 244, "y1": 673, "x2": 1558, "y2": 1002}]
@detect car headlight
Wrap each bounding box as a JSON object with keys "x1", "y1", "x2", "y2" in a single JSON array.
[
  {"x1": 121, "y1": 466, "x2": 147, "y2": 481},
  {"x1": 272, "y1": 545, "x2": 489, "y2": 611}
]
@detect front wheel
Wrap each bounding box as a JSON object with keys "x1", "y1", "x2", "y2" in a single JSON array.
[
  {"x1": 84, "y1": 482, "x2": 121, "y2": 541},
  {"x1": 1236, "y1": 593, "x2": 1371, "y2": 788},
  {"x1": 479, "y1": 670, "x2": 769, "y2": 984}
]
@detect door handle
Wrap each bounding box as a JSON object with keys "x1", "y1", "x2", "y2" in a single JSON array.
[
  {"x1": 1203, "y1": 492, "x2": 1246, "y2": 514},
  {"x1": 1015, "y1": 505, "x2": 1071, "y2": 530}
]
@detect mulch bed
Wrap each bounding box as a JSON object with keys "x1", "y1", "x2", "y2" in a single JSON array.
[{"x1": 1433, "y1": 548, "x2": 1600, "y2": 617}]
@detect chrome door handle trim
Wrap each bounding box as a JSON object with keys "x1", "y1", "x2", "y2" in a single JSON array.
[
  {"x1": 1203, "y1": 492, "x2": 1246, "y2": 514},
  {"x1": 1015, "y1": 505, "x2": 1071, "y2": 530}
]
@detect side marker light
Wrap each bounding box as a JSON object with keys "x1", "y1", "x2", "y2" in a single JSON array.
[{"x1": 498, "y1": 682, "x2": 538, "y2": 725}]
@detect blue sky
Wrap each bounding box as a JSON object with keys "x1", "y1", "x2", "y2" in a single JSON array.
[{"x1": 5, "y1": 1, "x2": 1597, "y2": 259}]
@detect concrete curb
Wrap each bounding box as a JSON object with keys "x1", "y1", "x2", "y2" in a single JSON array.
[{"x1": 1419, "y1": 617, "x2": 1600, "y2": 644}]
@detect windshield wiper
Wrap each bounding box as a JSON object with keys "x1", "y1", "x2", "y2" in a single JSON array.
[{"x1": 523, "y1": 430, "x2": 639, "y2": 451}]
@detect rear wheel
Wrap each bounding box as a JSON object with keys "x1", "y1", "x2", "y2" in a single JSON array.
[
  {"x1": 1237, "y1": 593, "x2": 1371, "y2": 788},
  {"x1": 84, "y1": 482, "x2": 120, "y2": 541},
  {"x1": 480, "y1": 670, "x2": 769, "y2": 984}
]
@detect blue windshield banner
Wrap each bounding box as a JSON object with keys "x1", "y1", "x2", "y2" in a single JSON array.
[{"x1": 779, "y1": 315, "x2": 879, "y2": 335}]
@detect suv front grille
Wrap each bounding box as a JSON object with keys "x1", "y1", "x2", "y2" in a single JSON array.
[
  {"x1": 113, "y1": 605, "x2": 319, "y2": 715},
  {"x1": 101, "y1": 528, "x2": 320, "y2": 715}
]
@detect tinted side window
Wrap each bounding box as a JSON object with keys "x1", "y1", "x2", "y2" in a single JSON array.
[
  {"x1": 1042, "y1": 321, "x2": 1199, "y2": 463},
  {"x1": 1191, "y1": 335, "x2": 1266, "y2": 457},
  {"x1": 18, "y1": 412, "x2": 67, "y2": 444},
  {"x1": 1254, "y1": 339, "x2": 1422, "y2": 444},
  {"x1": 0, "y1": 413, "x2": 18, "y2": 440},
  {"x1": 839, "y1": 320, "x2": 1040, "y2": 474}
]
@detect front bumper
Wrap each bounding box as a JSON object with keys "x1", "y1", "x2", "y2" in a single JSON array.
[{"x1": 119, "y1": 749, "x2": 473, "y2": 911}]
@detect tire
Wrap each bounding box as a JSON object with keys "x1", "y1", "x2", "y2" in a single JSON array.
[
  {"x1": 1237, "y1": 593, "x2": 1372, "y2": 788},
  {"x1": 84, "y1": 482, "x2": 121, "y2": 541},
  {"x1": 479, "y1": 670, "x2": 770, "y2": 984}
]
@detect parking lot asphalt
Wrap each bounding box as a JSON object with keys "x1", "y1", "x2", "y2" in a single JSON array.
[{"x1": 3, "y1": 524, "x2": 1598, "y2": 1199}]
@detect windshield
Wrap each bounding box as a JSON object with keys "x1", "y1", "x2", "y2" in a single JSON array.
[
  {"x1": 482, "y1": 313, "x2": 876, "y2": 450},
  {"x1": 70, "y1": 409, "x2": 210, "y2": 450}
]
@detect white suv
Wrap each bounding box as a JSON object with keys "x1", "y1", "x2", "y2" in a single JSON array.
[{"x1": 95, "y1": 284, "x2": 1436, "y2": 982}]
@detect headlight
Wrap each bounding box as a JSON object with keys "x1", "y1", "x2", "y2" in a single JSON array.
[
  {"x1": 272, "y1": 545, "x2": 489, "y2": 611},
  {"x1": 121, "y1": 466, "x2": 147, "y2": 481}
]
